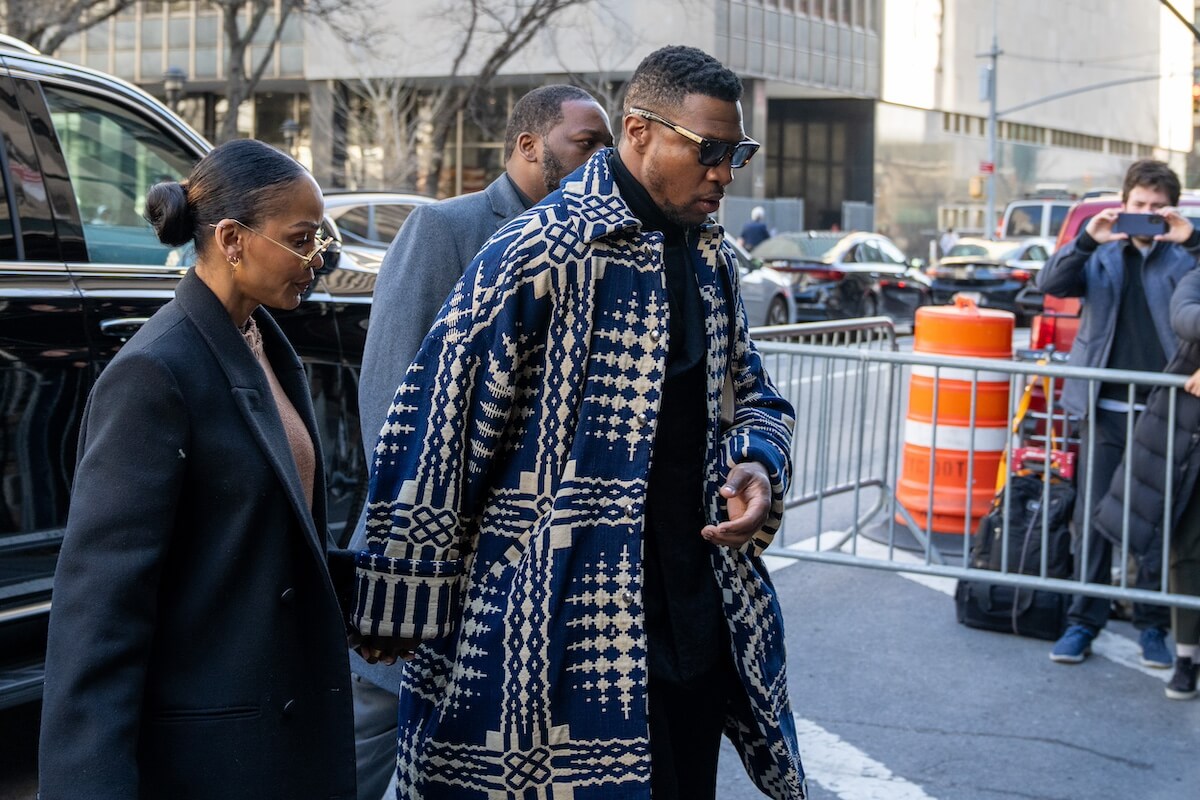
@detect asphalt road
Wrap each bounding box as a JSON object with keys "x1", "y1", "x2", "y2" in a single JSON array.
[
  {"x1": 714, "y1": 539, "x2": 1200, "y2": 800},
  {"x1": 7, "y1": 325, "x2": 1199, "y2": 798},
  {"x1": 7, "y1": 545, "x2": 1197, "y2": 800}
]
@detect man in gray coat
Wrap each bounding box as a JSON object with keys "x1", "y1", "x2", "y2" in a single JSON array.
[
  {"x1": 349, "y1": 84, "x2": 612, "y2": 799},
  {"x1": 1038, "y1": 159, "x2": 1200, "y2": 668}
]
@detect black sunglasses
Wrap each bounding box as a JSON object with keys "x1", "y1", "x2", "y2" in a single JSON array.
[{"x1": 629, "y1": 107, "x2": 760, "y2": 169}]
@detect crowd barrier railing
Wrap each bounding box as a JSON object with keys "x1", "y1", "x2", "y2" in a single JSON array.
[{"x1": 749, "y1": 323, "x2": 1200, "y2": 612}]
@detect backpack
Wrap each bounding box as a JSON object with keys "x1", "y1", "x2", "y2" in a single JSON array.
[
  {"x1": 954, "y1": 472, "x2": 1075, "y2": 640},
  {"x1": 970, "y1": 473, "x2": 1074, "y2": 578}
]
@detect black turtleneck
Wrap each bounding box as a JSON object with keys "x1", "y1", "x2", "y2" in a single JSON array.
[
  {"x1": 1100, "y1": 241, "x2": 1166, "y2": 403},
  {"x1": 609, "y1": 150, "x2": 727, "y2": 685}
]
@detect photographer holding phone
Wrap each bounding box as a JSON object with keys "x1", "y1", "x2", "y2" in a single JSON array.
[{"x1": 1038, "y1": 159, "x2": 1200, "y2": 668}]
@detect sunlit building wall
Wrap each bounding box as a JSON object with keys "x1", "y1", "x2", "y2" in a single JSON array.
[
  {"x1": 879, "y1": 0, "x2": 1193, "y2": 250},
  {"x1": 47, "y1": 0, "x2": 1197, "y2": 256}
]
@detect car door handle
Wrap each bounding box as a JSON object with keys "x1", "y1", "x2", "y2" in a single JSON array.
[{"x1": 99, "y1": 317, "x2": 150, "y2": 338}]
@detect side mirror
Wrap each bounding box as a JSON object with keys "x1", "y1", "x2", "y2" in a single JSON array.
[{"x1": 909, "y1": 257, "x2": 927, "y2": 270}]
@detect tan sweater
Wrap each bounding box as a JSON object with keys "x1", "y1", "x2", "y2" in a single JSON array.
[{"x1": 244, "y1": 318, "x2": 315, "y2": 509}]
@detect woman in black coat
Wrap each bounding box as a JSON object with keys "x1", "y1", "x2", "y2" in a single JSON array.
[
  {"x1": 1094, "y1": 265, "x2": 1200, "y2": 701},
  {"x1": 38, "y1": 139, "x2": 357, "y2": 798}
]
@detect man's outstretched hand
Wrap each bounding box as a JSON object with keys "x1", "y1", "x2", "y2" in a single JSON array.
[{"x1": 700, "y1": 460, "x2": 771, "y2": 548}]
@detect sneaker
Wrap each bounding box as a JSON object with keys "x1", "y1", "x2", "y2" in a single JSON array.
[
  {"x1": 1139, "y1": 628, "x2": 1172, "y2": 669},
  {"x1": 1050, "y1": 624, "x2": 1096, "y2": 664},
  {"x1": 1165, "y1": 656, "x2": 1199, "y2": 700}
]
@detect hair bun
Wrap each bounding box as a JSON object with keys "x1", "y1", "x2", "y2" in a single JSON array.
[{"x1": 144, "y1": 181, "x2": 195, "y2": 247}]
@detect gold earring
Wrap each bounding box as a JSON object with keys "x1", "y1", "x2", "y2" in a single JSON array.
[{"x1": 228, "y1": 256, "x2": 240, "y2": 271}]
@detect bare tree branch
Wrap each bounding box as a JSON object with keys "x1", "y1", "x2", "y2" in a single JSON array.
[
  {"x1": 1, "y1": 0, "x2": 139, "y2": 54},
  {"x1": 210, "y1": 0, "x2": 379, "y2": 143},
  {"x1": 545, "y1": 1, "x2": 643, "y2": 120},
  {"x1": 424, "y1": 0, "x2": 594, "y2": 191}
]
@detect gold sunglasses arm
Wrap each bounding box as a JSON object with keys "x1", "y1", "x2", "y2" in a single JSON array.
[{"x1": 629, "y1": 108, "x2": 706, "y2": 148}]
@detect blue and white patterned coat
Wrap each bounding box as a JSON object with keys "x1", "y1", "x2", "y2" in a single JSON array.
[{"x1": 353, "y1": 150, "x2": 806, "y2": 799}]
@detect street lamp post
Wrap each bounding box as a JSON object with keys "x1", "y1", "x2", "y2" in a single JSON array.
[
  {"x1": 982, "y1": 0, "x2": 1000, "y2": 241},
  {"x1": 162, "y1": 67, "x2": 186, "y2": 113},
  {"x1": 280, "y1": 119, "x2": 300, "y2": 157}
]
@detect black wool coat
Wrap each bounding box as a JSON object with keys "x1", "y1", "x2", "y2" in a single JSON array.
[
  {"x1": 1093, "y1": 268, "x2": 1200, "y2": 561},
  {"x1": 38, "y1": 269, "x2": 356, "y2": 800}
]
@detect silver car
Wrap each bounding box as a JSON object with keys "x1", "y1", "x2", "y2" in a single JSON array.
[
  {"x1": 322, "y1": 191, "x2": 435, "y2": 269},
  {"x1": 727, "y1": 235, "x2": 797, "y2": 327}
]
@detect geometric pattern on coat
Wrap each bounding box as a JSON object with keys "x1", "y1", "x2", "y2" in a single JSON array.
[{"x1": 353, "y1": 148, "x2": 806, "y2": 798}]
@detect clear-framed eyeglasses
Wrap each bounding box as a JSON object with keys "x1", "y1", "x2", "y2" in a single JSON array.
[{"x1": 213, "y1": 219, "x2": 335, "y2": 269}]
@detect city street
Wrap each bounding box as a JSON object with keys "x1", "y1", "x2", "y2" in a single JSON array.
[
  {"x1": 7, "y1": 537, "x2": 1198, "y2": 799},
  {"x1": 9, "y1": 328, "x2": 1198, "y2": 798},
  {"x1": 4, "y1": 0, "x2": 1200, "y2": 796},
  {"x1": 718, "y1": 539, "x2": 1200, "y2": 799}
]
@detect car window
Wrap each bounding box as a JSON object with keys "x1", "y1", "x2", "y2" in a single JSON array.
[
  {"x1": 1027, "y1": 245, "x2": 1048, "y2": 261},
  {"x1": 947, "y1": 244, "x2": 987, "y2": 257},
  {"x1": 858, "y1": 242, "x2": 883, "y2": 263},
  {"x1": 333, "y1": 206, "x2": 372, "y2": 243},
  {"x1": 370, "y1": 204, "x2": 414, "y2": 244},
  {"x1": 1048, "y1": 205, "x2": 1069, "y2": 237},
  {"x1": 1006, "y1": 205, "x2": 1042, "y2": 237},
  {"x1": 42, "y1": 85, "x2": 195, "y2": 266},
  {"x1": 0, "y1": 77, "x2": 59, "y2": 261},
  {"x1": 333, "y1": 203, "x2": 417, "y2": 248},
  {"x1": 754, "y1": 235, "x2": 839, "y2": 260},
  {"x1": 876, "y1": 239, "x2": 907, "y2": 264}
]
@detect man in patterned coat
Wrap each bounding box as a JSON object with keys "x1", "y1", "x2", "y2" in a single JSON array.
[{"x1": 353, "y1": 45, "x2": 805, "y2": 799}]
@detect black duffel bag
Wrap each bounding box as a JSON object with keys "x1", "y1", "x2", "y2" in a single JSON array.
[
  {"x1": 954, "y1": 471, "x2": 1075, "y2": 640},
  {"x1": 954, "y1": 580, "x2": 1069, "y2": 641}
]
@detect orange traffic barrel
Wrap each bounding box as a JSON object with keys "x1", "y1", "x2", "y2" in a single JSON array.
[{"x1": 896, "y1": 296, "x2": 1014, "y2": 534}]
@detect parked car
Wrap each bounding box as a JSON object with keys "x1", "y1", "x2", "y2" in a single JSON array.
[
  {"x1": 750, "y1": 231, "x2": 930, "y2": 324},
  {"x1": 0, "y1": 44, "x2": 380, "y2": 709},
  {"x1": 727, "y1": 234, "x2": 797, "y2": 327},
  {"x1": 322, "y1": 190, "x2": 434, "y2": 269},
  {"x1": 927, "y1": 236, "x2": 1054, "y2": 322},
  {"x1": 1030, "y1": 196, "x2": 1200, "y2": 353}
]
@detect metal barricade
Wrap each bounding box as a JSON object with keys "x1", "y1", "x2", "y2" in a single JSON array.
[{"x1": 750, "y1": 328, "x2": 1200, "y2": 613}]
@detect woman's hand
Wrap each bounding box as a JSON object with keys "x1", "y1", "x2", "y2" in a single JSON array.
[{"x1": 347, "y1": 632, "x2": 423, "y2": 665}]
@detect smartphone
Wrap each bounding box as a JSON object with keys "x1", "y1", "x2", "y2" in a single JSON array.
[{"x1": 1113, "y1": 212, "x2": 1168, "y2": 237}]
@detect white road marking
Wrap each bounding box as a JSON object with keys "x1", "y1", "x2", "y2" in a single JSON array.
[
  {"x1": 792, "y1": 717, "x2": 938, "y2": 800},
  {"x1": 762, "y1": 528, "x2": 1171, "y2": 799},
  {"x1": 1091, "y1": 631, "x2": 1172, "y2": 680},
  {"x1": 767, "y1": 533, "x2": 1171, "y2": 682}
]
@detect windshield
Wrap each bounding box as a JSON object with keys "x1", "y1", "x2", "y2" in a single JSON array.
[
  {"x1": 946, "y1": 242, "x2": 1022, "y2": 260},
  {"x1": 754, "y1": 235, "x2": 841, "y2": 261}
]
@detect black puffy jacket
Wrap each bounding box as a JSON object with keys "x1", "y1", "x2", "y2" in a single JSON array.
[{"x1": 1093, "y1": 268, "x2": 1200, "y2": 557}]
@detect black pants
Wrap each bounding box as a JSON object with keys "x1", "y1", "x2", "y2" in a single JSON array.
[
  {"x1": 1070, "y1": 409, "x2": 1170, "y2": 632},
  {"x1": 1172, "y1": 481, "x2": 1200, "y2": 646},
  {"x1": 647, "y1": 661, "x2": 738, "y2": 800}
]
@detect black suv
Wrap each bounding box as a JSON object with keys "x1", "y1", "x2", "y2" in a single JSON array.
[{"x1": 0, "y1": 45, "x2": 377, "y2": 708}]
